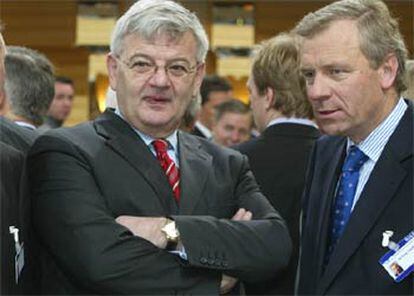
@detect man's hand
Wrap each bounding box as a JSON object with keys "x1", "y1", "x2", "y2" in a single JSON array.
[
  {"x1": 219, "y1": 208, "x2": 253, "y2": 294},
  {"x1": 220, "y1": 274, "x2": 239, "y2": 294},
  {"x1": 232, "y1": 208, "x2": 252, "y2": 221},
  {"x1": 116, "y1": 216, "x2": 168, "y2": 249}
]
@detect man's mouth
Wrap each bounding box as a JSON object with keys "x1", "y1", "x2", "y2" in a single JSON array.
[
  {"x1": 145, "y1": 96, "x2": 171, "y2": 105},
  {"x1": 317, "y1": 109, "x2": 339, "y2": 117}
]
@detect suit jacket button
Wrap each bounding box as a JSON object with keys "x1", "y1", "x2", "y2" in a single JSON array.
[{"x1": 200, "y1": 257, "x2": 207, "y2": 264}]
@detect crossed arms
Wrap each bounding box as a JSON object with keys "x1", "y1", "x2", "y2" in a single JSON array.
[{"x1": 28, "y1": 132, "x2": 292, "y2": 294}]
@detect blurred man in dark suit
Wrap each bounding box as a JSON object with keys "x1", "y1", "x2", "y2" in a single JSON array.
[
  {"x1": 4, "y1": 46, "x2": 54, "y2": 131},
  {"x1": 0, "y1": 23, "x2": 26, "y2": 295},
  {"x1": 0, "y1": 142, "x2": 24, "y2": 295},
  {"x1": 192, "y1": 75, "x2": 233, "y2": 139},
  {"x1": 38, "y1": 76, "x2": 75, "y2": 132},
  {"x1": 235, "y1": 33, "x2": 320, "y2": 295}
]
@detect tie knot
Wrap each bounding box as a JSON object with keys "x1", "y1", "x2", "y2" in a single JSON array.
[
  {"x1": 152, "y1": 139, "x2": 169, "y2": 153},
  {"x1": 342, "y1": 146, "x2": 368, "y2": 172}
]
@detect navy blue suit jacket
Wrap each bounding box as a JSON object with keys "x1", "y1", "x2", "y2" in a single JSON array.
[{"x1": 297, "y1": 100, "x2": 413, "y2": 295}]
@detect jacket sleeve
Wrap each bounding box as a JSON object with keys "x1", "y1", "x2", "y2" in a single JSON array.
[
  {"x1": 173, "y1": 153, "x2": 292, "y2": 282},
  {"x1": 28, "y1": 134, "x2": 220, "y2": 294}
]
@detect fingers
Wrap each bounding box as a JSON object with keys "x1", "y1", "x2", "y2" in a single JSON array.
[
  {"x1": 243, "y1": 210, "x2": 252, "y2": 221},
  {"x1": 115, "y1": 215, "x2": 129, "y2": 225},
  {"x1": 220, "y1": 274, "x2": 238, "y2": 294},
  {"x1": 232, "y1": 208, "x2": 252, "y2": 221}
]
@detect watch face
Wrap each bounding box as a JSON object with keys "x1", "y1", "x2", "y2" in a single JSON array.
[
  {"x1": 163, "y1": 221, "x2": 179, "y2": 241},
  {"x1": 168, "y1": 222, "x2": 178, "y2": 237}
]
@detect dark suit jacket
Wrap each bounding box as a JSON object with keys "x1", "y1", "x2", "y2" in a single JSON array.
[
  {"x1": 0, "y1": 118, "x2": 39, "y2": 294},
  {"x1": 27, "y1": 109, "x2": 292, "y2": 295},
  {"x1": 0, "y1": 116, "x2": 37, "y2": 153},
  {"x1": 0, "y1": 142, "x2": 24, "y2": 295},
  {"x1": 297, "y1": 101, "x2": 413, "y2": 295},
  {"x1": 235, "y1": 123, "x2": 320, "y2": 295}
]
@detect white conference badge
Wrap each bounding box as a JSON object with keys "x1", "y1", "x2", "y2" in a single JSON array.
[
  {"x1": 10, "y1": 226, "x2": 25, "y2": 283},
  {"x1": 379, "y1": 230, "x2": 414, "y2": 282}
]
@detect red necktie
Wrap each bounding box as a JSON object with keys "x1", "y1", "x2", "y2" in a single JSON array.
[{"x1": 152, "y1": 139, "x2": 180, "y2": 203}]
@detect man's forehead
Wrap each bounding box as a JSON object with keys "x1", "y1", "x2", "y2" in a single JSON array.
[{"x1": 122, "y1": 31, "x2": 196, "y2": 53}]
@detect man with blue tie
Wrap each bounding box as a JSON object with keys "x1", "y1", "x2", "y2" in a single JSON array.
[{"x1": 294, "y1": 0, "x2": 413, "y2": 294}]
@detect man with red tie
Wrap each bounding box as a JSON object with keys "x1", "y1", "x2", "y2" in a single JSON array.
[{"x1": 27, "y1": 0, "x2": 291, "y2": 294}]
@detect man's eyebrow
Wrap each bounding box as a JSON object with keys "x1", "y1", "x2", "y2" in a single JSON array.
[{"x1": 127, "y1": 53, "x2": 192, "y2": 64}]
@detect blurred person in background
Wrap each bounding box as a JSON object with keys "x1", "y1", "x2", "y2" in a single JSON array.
[
  {"x1": 192, "y1": 74, "x2": 233, "y2": 138},
  {"x1": 4, "y1": 46, "x2": 54, "y2": 131},
  {"x1": 38, "y1": 76, "x2": 74, "y2": 132},
  {"x1": 234, "y1": 33, "x2": 320, "y2": 295},
  {"x1": 0, "y1": 23, "x2": 35, "y2": 295},
  {"x1": 1, "y1": 46, "x2": 54, "y2": 151},
  {"x1": 211, "y1": 99, "x2": 253, "y2": 147},
  {"x1": 402, "y1": 60, "x2": 414, "y2": 99},
  {"x1": 179, "y1": 92, "x2": 201, "y2": 133}
]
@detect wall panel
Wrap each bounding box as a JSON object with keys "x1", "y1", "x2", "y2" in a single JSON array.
[
  {"x1": 1, "y1": 1, "x2": 76, "y2": 47},
  {"x1": 255, "y1": 0, "x2": 413, "y2": 57}
]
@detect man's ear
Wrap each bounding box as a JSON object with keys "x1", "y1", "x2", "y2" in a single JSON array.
[
  {"x1": 0, "y1": 89, "x2": 5, "y2": 115},
  {"x1": 264, "y1": 87, "x2": 275, "y2": 110},
  {"x1": 107, "y1": 53, "x2": 118, "y2": 91},
  {"x1": 378, "y1": 54, "x2": 399, "y2": 90},
  {"x1": 193, "y1": 63, "x2": 206, "y2": 97}
]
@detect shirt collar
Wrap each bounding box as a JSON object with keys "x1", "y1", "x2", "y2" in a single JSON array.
[
  {"x1": 348, "y1": 97, "x2": 407, "y2": 162},
  {"x1": 114, "y1": 108, "x2": 179, "y2": 153},
  {"x1": 194, "y1": 121, "x2": 212, "y2": 139},
  {"x1": 267, "y1": 117, "x2": 318, "y2": 128},
  {"x1": 15, "y1": 121, "x2": 36, "y2": 130}
]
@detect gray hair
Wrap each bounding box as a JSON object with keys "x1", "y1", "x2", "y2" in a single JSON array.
[
  {"x1": 110, "y1": 0, "x2": 209, "y2": 62},
  {"x1": 293, "y1": 0, "x2": 408, "y2": 94},
  {"x1": 5, "y1": 46, "x2": 55, "y2": 126},
  {"x1": 181, "y1": 92, "x2": 201, "y2": 129}
]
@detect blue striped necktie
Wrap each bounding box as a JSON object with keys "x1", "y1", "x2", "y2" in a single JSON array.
[{"x1": 326, "y1": 145, "x2": 368, "y2": 260}]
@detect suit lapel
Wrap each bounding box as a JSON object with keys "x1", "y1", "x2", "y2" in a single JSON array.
[
  {"x1": 177, "y1": 132, "x2": 212, "y2": 215},
  {"x1": 314, "y1": 139, "x2": 347, "y2": 281},
  {"x1": 93, "y1": 110, "x2": 175, "y2": 213},
  {"x1": 319, "y1": 102, "x2": 413, "y2": 294}
]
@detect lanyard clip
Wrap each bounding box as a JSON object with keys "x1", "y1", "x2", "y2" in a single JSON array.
[
  {"x1": 382, "y1": 230, "x2": 399, "y2": 252},
  {"x1": 9, "y1": 226, "x2": 22, "y2": 253}
]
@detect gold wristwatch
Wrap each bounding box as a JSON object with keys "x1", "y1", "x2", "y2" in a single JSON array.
[{"x1": 161, "y1": 218, "x2": 180, "y2": 249}]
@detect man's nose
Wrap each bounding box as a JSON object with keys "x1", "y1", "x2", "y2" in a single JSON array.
[
  {"x1": 63, "y1": 98, "x2": 72, "y2": 107},
  {"x1": 230, "y1": 131, "x2": 241, "y2": 144},
  {"x1": 148, "y1": 66, "x2": 171, "y2": 88},
  {"x1": 307, "y1": 73, "x2": 331, "y2": 102}
]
